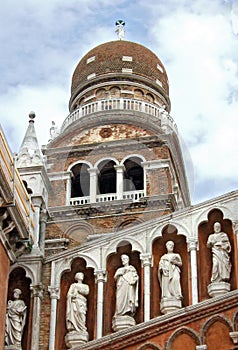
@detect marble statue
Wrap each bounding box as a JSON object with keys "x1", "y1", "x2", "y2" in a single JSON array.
[
  {"x1": 5, "y1": 288, "x2": 27, "y2": 348},
  {"x1": 66, "y1": 272, "x2": 89, "y2": 334},
  {"x1": 207, "y1": 222, "x2": 231, "y2": 283},
  {"x1": 158, "y1": 241, "x2": 182, "y2": 299},
  {"x1": 114, "y1": 254, "x2": 139, "y2": 317}
]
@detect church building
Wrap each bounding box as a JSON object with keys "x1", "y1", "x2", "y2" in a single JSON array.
[{"x1": 1, "y1": 21, "x2": 238, "y2": 350}]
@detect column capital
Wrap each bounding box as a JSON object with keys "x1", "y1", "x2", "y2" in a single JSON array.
[
  {"x1": 233, "y1": 221, "x2": 238, "y2": 235},
  {"x1": 114, "y1": 164, "x2": 125, "y2": 171},
  {"x1": 140, "y1": 253, "x2": 153, "y2": 267},
  {"x1": 31, "y1": 196, "x2": 43, "y2": 208},
  {"x1": 88, "y1": 167, "x2": 99, "y2": 175},
  {"x1": 31, "y1": 283, "x2": 44, "y2": 299},
  {"x1": 94, "y1": 270, "x2": 107, "y2": 283},
  {"x1": 187, "y1": 239, "x2": 198, "y2": 252},
  {"x1": 48, "y1": 286, "x2": 60, "y2": 299}
]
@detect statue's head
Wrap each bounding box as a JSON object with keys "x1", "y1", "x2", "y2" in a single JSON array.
[
  {"x1": 75, "y1": 272, "x2": 84, "y2": 282},
  {"x1": 121, "y1": 254, "x2": 129, "y2": 265},
  {"x1": 214, "y1": 222, "x2": 221, "y2": 233},
  {"x1": 166, "y1": 240, "x2": 174, "y2": 252},
  {"x1": 13, "y1": 288, "x2": 22, "y2": 298}
]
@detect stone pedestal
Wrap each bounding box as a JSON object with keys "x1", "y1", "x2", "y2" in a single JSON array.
[
  {"x1": 208, "y1": 282, "x2": 230, "y2": 298},
  {"x1": 65, "y1": 331, "x2": 88, "y2": 349},
  {"x1": 112, "y1": 315, "x2": 136, "y2": 332},
  {"x1": 160, "y1": 298, "x2": 182, "y2": 314},
  {"x1": 5, "y1": 346, "x2": 22, "y2": 350}
]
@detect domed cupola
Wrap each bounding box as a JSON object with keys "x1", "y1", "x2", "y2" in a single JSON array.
[{"x1": 69, "y1": 40, "x2": 170, "y2": 113}]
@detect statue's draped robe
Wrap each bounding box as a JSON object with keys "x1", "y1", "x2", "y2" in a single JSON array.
[
  {"x1": 207, "y1": 232, "x2": 231, "y2": 282},
  {"x1": 158, "y1": 253, "x2": 182, "y2": 299},
  {"x1": 66, "y1": 282, "x2": 89, "y2": 333},
  {"x1": 5, "y1": 299, "x2": 27, "y2": 346},
  {"x1": 114, "y1": 265, "x2": 139, "y2": 316}
]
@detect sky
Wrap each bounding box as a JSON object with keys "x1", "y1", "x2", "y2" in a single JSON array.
[{"x1": 0, "y1": 0, "x2": 238, "y2": 205}]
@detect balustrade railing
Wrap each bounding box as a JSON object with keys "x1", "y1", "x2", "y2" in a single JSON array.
[
  {"x1": 69, "y1": 189, "x2": 145, "y2": 206},
  {"x1": 61, "y1": 98, "x2": 176, "y2": 133}
]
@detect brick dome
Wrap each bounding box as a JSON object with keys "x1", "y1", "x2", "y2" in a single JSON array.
[{"x1": 70, "y1": 40, "x2": 169, "y2": 110}]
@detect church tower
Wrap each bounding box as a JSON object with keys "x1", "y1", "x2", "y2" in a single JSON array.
[{"x1": 44, "y1": 32, "x2": 190, "y2": 248}]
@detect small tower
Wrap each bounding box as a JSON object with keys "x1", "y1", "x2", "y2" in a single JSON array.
[{"x1": 17, "y1": 112, "x2": 51, "y2": 254}]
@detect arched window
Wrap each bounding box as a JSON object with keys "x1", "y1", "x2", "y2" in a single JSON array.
[
  {"x1": 71, "y1": 163, "x2": 90, "y2": 198},
  {"x1": 98, "y1": 160, "x2": 116, "y2": 194},
  {"x1": 124, "y1": 157, "x2": 144, "y2": 191}
]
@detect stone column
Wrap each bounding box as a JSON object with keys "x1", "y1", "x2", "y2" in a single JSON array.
[
  {"x1": 140, "y1": 253, "x2": 152, "y2": 322},
  {"x1": 188, "y1": 239, "x2": 198, "y2": 304},
  {"x1": 48, "y1": 286, "x2": 60, "y2": 350},
  {"x1": 30, "y1": 284, "x2": 44, "y2": 350},
  {"x1": 94, "y1": 270, "x2": 107, "y2": 339},
  {"x1": 39, "y1": 208, "x2": 47, "y2": 254},
  {"x1": 31, "y1": 196, "x2": 43, "y2": 251},
  {"x1": 88, "y1": 168, "x2": 98, "y2": 203},
  {"x1": 114, "y1": 165, "x2": 125, "y2": 200}
]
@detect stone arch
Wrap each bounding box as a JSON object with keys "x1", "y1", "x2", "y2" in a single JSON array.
[
  {"x1": 69, "y1": 161, "x2": 91, "y2": 198},
  {"x1": 122, "y1": 155, "x2": 145, "y2": 192},
  {"x1": 150, "y1": 221, "x2": 191, "y2": 242},
  {"x1": 96, "y1": 88, "x2": 106, "y2": 99},
  {"x1": 195, "y1": 205, "x2": 234, "y2": 229},
  {"x1": 109, "y1": 86, "x2": 121, "y2": 98},
  {"x1": 134, "y1": 88, "x2": 144, "y2": 99},
  {"x1": 7, "y1": 267, "x2": 32, "y2": 350},
  {"x1": 116, "y1": 216, "x2": 144, "y2": 231},
  {"x1": 104, "y1": 240, "x2": 142, "y2": 336},
  {"x1": 233, "y1": 309, "x2": 238, "y2": 331},
  {"x1": 94, "y1": 157, "x2": 119, "y2": 168},
  {"x1": 105, "y1": 237, "x2": 145, "y2": 258},
  {"x1": 137, "y1": 343, "x2": 161, "y2": 350},
  {"x1": 201, "y1": 315, "x2": 233, "y2": 349},
  {"x1": 121, "y1": 154, "x2": 146, "y2": 165},
  {"x1": 68, "y1": 159, "x2": 93, "y2": 171},
  {"x1": 151, "y1": 224, "x2": 189, "y2": 318},
  {"x1": 10, "y1": 262, "x2": 36, "y2": 285},
  {"x1": 53, "y1": 253, "x2": 99, "y2": 287},
  {"x1": 146, "y1": 92, "x2": 155, "y2": 103},
  {"x1": 65, "y1": 222, "x2": 94, "y2": 244},
  {"x1": 56, "y1": 257, "x2": 95, "y2": 350},
  {"x1": 166, "y1": 327, "x2": 200, "y2": 350},
  {"x1": 197, "y1": 208, "x2": 235, "y2": 301}
]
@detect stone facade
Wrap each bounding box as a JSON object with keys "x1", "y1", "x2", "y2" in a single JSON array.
[{"x1": 1, "y1": 39, "x2": 238, "y2": 350}]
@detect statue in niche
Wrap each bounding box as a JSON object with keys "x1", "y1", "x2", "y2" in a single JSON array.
[
  {"x1": 114, "y1": 254, "x2": 139, "y2": 318},
  {"x1": 66, "y1": 272, "x2": 89, "y2": 334},
  {"x1": 5, "y1": 288, "x2": 27, "y2": 348},
  {"x1": 207, "y1": 222, "x2": 231, "y2": 283},
  {"x1": 158, "y1": 241, "x2": 182, "y2": 299}
]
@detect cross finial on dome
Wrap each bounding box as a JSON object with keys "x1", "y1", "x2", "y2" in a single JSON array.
[{"x1": 115, "y1": 20, "x2": 125, "y2": 40}]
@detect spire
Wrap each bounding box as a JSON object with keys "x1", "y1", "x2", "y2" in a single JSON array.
[
  {"x1": 115, "y1": 20, "x2": 125, "y2": 40},
  {"x1": 16, "y1": 112, "x2": 44, "y2": 167}
]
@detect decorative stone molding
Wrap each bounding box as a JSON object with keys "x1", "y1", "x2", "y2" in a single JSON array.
[
  {"x1": 48, "y1": 286, "x2": 60, "y2": 299},
  {"x1": 187, "y1": 239, "x2": 198, "y2": 252},
  {"x1": 31, "y1": 283, "x2": 44, "y2": 299},
  {"x1": 94, "y1": 270, "x2": 107, "y2": 283},
  {"x1": 140, "y1": 253, "x2": 153, "y2": 267},
  {"x1": 208, "y1": 281, "x2": 230, "y2": 298},
  {"x1": 230, "y1": 331, "x2": 238, "y2": 344}
]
